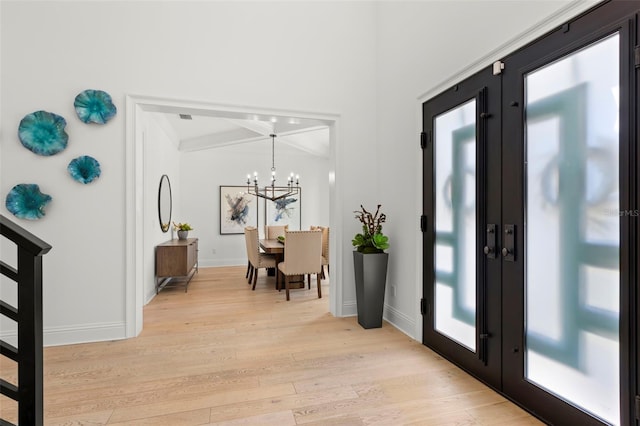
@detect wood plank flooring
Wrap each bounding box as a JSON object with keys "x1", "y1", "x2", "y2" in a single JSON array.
[{"x1": 1, "y1": 266, "x2": 544, "y2": 425}]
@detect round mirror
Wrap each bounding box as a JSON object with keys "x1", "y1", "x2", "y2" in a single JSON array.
[{"x1": 158, "y1": 174, "x2": 172, "y2": 232}]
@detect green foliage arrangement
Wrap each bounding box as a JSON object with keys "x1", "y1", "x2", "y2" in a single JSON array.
[
  {"x1": 173, "y1": 221, "x2": 193, "y2": 231},
  {"x1": 352, "y1": 204, "x2": 389, "y2": 254}
]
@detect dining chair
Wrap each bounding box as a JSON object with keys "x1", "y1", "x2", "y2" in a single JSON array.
[
  {"x1": 320, "y1": 226, "x2": 329, "y2": 280},
  {"x1": 277, "y1": 230, "x2": 323, "y2": 301},
  {"x1": 265, "y1": 224, "x2": 288, "y2": 239},
  {"x1": 310, "y1": 226, "x2": 330, "y2": 282},
  {"x1": 245, "y1": 226, "x2": 277, "y2": 289},
  {"x1": 243, "y1": 227, "x2": 254, "y2": 283}
]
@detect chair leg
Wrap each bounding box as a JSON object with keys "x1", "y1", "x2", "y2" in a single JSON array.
[
  {"x1": 252, "y1": 268, "x2": 258, "y2": 290},
  {"x1": 285, "y1": 276, "x2": 290, "y2": 301},
  {"x1": 247, "y1": 265, "x2": 253, "y2": 284},
  {"x1": 317, "y1": 273, "x2": 322, "y2": 298},
  {"x1": 307, "y1": 274, "x2": 311, "y2": 289},
  {"x1": 246, "y1": 261, "x2": 251, "y2": 278}
]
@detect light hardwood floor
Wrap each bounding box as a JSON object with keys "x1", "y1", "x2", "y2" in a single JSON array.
[{"x1": 1, "y1": 266, "x2": 544, "y2": 425}]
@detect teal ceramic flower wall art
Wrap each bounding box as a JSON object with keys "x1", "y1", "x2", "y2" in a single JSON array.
[
  {"x1": 18, "y1": 110, "x2": 69, "y2": 156},
  {"x1": 68, "y1": 155, "x2": 101, "y2": 184},
  {"x1": 74, "y1": 89, "x2": 117, "y2": 124},
  {"x1": 5, "y1": 184, "x2": 52, "y2": 220}
]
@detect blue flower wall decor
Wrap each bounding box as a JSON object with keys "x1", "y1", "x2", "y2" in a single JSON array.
[
  {"x1": 68, "y1": 155, "x2": 101, "y2": 184},
  {"x1": 74, "y1": 89, "x2": 117, "y2": 124},
  {"x1": 18, "y1": 110, "x2": 69, "y2": 156},
  {"x1": 5, "y1": 184, "x2": 52, "y2": 220}
]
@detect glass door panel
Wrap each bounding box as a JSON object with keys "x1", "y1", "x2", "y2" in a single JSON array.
[
  {"x1": 524, "y1": 34, "x2": 620, "y2": 424},
  {"x1": 434, "y1": 99, "x2": 477, "y2": 351}
]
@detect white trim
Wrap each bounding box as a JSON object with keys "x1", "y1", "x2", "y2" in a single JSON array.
[
  {"x1": 342, "y1": 299, "x2": 357, "y2": 317},
  {"x1": 198, "y1": 258, "x2": 248, "y2": 268},
  {"x1": 125, "y1": 95, "x2": 342, "y2": 337},
  {"x1": 328, "y1": 123, "x2": 342, "y2": 317},
  {"x1": 125, "y1": 96, "x2": 141, "y2": 338},
  {"x1": 2, "y1": 322, "x2": 127, "y2": 348},
  {"x1": 383, "y1": 303, "x2": 415, "y2": 339},
  {"x1": 44, "y1": 322, "x2": 127, "y2": 347}
]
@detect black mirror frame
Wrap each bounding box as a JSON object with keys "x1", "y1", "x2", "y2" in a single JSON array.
[{"x1": 158, "y1": 174, "x2": 172, "y2": 233}]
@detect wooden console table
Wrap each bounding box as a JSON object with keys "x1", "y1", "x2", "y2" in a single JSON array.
[{"x1": 155, "y1": 238, "x2": 198, "y2": 293}]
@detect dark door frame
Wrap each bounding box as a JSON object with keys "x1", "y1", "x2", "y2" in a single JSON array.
[{"x1": 422, "y1": 66, "x2": 502, "y2": 389}]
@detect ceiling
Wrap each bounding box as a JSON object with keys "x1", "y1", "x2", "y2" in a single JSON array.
[{"x1": 148, "y1": 111, "x2": 330, "y2": 158}]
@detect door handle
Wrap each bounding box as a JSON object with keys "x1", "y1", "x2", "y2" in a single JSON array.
[
  {"x1": 484, "y1": 224, "x2": 497, "y2": 259},
  {"x1": 503, "y1": 224, "x2": 516, "y2": 261}
]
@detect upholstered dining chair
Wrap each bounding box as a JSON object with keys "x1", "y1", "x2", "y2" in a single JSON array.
[
  {"x1": 265, "y1": 224, "x2": 288, "y2": 239},
  {"x1": 244, "y1": 226, "x2": 277, "y2": 290},
  {"x1": 320, "y1": 226, "x2": 329, "y2": 280},
  {"x1": 277, "y1": 230, "x2": 323, "y2": 301},
  {"x1": 243, "y1": 227, "x2": 254, "y2": 282},
  {"x1": 310, "y1": 226, "x2": 330, "y2": 282}
]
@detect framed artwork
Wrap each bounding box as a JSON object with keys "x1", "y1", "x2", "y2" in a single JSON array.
[
  {"x1": 265, "y1": 189, "x2": 302, "y2": 230},
  {"x1": 220, "y1": 186, "x2": 258, "y2": 234}
]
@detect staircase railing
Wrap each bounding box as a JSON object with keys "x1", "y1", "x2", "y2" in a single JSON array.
[{"x1": 0, "y1": 214, "x2": 52, "y2": 426}]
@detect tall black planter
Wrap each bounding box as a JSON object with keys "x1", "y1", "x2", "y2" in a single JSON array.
[{"x1": 353, "y1": 251, "x2": 389, "y2": 329}]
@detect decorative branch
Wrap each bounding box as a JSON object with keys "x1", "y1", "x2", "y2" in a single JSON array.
[{"x1": 354, "y1": 204, "x2": 386, "y2": 235}]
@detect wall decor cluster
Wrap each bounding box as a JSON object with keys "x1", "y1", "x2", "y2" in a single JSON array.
[
  {"x1": 73, "y1": 89, "x2": 117, "y2": 124},
  {"x1": 5, "y1": 184, "x2": 52, "y2": 220},
  {"x1": 67, "y1": 155, "x2": 101, "y2": 184},
  {"x1": 220, "y1": 186, "x2": 258, "y2": 234},
  {"x1": 5, "y1": 89, "x2": 116, "y2": 220},
  {"x1": 18, "y1": 110, "x2": 69, "y2": 156}
]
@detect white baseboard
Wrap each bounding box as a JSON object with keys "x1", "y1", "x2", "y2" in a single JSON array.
[
  {"x1": 383, "y1": 303, "x2": 416, "y2": 340},
  {"x1": 198, "y1": 258, "x2": 246, "y2": 268},
  {"x1": 0, "y1": 321, "x2": 128, "y2": 347},
  {"x1": 43, "y1": 322, "x2": 127, "y2": 346},
  {"x1": 342, "y1": 299, "x2": 357, "y2": 317}
]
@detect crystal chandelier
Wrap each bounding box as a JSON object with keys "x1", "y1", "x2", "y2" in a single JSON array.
[{"x1": 246, "y1": 133, "x2": 300, "y2": 201}]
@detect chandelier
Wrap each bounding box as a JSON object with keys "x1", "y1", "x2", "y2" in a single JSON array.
[{"x1": 246, "y1": 133, "x2": 300, "y2": 201}]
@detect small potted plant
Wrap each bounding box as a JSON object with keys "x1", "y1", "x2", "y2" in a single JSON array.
[
  {"x1": 173, "y1": 221, "x2": 193, "y2": 240},
  {"x1": 352, "y1": 204, "x2": 389, "y2": 329},
  {"x1": 352, "y1": 204, "x2": 389, "y2": 254}
]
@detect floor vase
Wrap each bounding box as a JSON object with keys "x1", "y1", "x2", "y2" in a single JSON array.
[{"x1": 353, "y1": 251, "x2": 389, "y2": 329}]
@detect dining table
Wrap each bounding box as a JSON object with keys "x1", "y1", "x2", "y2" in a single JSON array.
[{"x1": 259, "y1": 238, "x2": 305, "y2": 289}]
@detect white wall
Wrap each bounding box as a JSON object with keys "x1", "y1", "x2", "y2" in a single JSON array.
[
  {"x1": 1, "y1": 0, "x2": 377, "y2": 345},
  {"x1": 0, "y1": 0, "x2": 599, "y2": 346},
  {"x1": 179, "y1": 141, "x2": 330, "y2": 268}
]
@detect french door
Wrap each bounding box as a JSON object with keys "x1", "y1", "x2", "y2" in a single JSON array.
[{"x1": 422, "y1": 2, "x2": 638, "y2": 425}]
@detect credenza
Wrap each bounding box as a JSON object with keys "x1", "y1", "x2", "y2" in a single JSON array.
[{"x1": 155, "y1": 238, "x2": 198, "y2": 293}]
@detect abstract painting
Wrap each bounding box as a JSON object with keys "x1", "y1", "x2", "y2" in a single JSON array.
[
  {"x1": 220, "y1": 186, "x2": 258, "y2": 234},
  {"x1": 265, "y1": 189, "x2": 301, "y2": 230}
]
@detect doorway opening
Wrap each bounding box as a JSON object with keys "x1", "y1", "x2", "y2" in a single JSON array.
[{"x1": 125, "y1": 95, "x2": 341, "y2": 337}]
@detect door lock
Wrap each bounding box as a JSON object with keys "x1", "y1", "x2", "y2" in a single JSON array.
[
  {"x1": 484, "y1": 224, "x2": 497, "y2": 259},
  {"x1": 503, "y1": 224, "x2": 516, "y2": 261}
]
